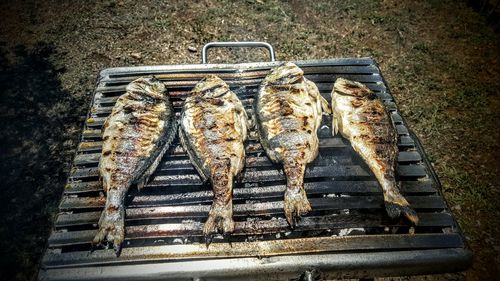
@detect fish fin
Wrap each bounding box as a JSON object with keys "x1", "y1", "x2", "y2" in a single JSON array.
[
  {"x1": 133, "y1": 114, "x2": 178, "y2": 189},
  {"x1": 203, "y1": 200, "x2": 235, "y2": 235},
  {"x1": 332, "y1": 113, "x2": 339, "y2": 136},
  {"x1": 179, "y1": 126, "x2": 209, "y2": 183},
  {"x1": 92, "y1": 202, "x2": 125, "y2": 254},
  {"x1": 283, "y1": 161, "x2": 311, "y2": 227},
  {"x1": 163, "y1": 111, "x2": 179, "y2": 148},
  {"x1": 98, "y1": 158, "x2": 110, "y2": 193},
  {"x1": 254, "y1": 114, "x2": 279, "y2": 163},
  {"x1": 385, "y1": 201, "x2": 419, "y2": 225},
  {"x1": 383, "y1": 189, "x2": 419, "y2": 225},
  {"x1": 319, "y1": 94, "x2": 332, "y2": 115},
  {"x1": 136, "y1": 179, "x2": 147, "y2": 191},
  {"x1": 303, "y1": 78, "x2": 331, "y2": 114},
  {"x1": 205, "y1": 234, "x2": 213, "y2": 248},
  {"x1": 284, "y1": 187, "x2": 311, "y2": 228},
  {"x1": 304, "y1": 79, "x2": 331, "y2": 115},
  {"x1": 114, "y1": 244, "x2": 123, "y2": 257}
]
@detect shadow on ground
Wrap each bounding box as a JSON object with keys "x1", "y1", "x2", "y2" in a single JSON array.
[{"x1": 0, "y1": 44, "x2": 84, "y2": 280}]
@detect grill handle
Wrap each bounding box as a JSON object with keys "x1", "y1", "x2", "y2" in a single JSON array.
[{"x1": 201, "y1": 41, "x2": 276, "y2": 63}]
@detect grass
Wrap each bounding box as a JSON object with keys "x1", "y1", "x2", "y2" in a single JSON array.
[{"x1": 153, "y1": 16, "x2": 170, "y2": 31}]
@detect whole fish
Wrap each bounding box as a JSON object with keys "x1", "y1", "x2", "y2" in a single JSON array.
[
  {"x1": 331, "y1": 78, "x2": 418, "y2": 224},
  {"x1": 180, "y1": 75, "x2": 249, "y2": 235},
  {"x1": 256, "y1": 62, "x2": 331, "y2": 226},
  {"x1": 93, "y1": 77, "x2": 177, "y2": 252}
]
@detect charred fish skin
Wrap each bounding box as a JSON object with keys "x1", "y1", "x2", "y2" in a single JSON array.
[
  {"x1": 180, "y1": 75, "x2": 248, "y2": 235},
  {"x1": 256, "y1": 62, "x2": 330, "y2": 226},
  {"x1": 94, "y1": 77, "x2": 176, "y2": 252},
  {"x1": 331, "y1": 78, "x2": 418, "y2": 224}
]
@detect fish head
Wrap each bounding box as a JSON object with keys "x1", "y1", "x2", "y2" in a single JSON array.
[
  {"x1": 334, "y1": 78, "x2": 376, "y2": 99},
  {"x1": 265, "y1": 62, "x2": 304, "y2": 86},
  {"x1": 191, "y1": 75, "x2": 230, "y2": 99},
  {"x1": 126, "y1": 77, "x2": 167, "y2": 101}
]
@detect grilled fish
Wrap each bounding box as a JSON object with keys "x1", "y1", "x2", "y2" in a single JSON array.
[
  {"x1": 256, "y1": 62, "x2": 331, "y2": 226},
  {"x1": 180, "y1": 75, "x2": 248, "y2": 235},
  {"x1": 331, "y1": 78, "x2": 418, "y2": 224},
  {"x1": 93, "y1": 77, "x2": 177, "y2": 252}
]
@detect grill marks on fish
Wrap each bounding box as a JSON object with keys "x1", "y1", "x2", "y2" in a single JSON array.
[
  {"x1": 331, "y1": 78, "x2": 418, "y2": 225},
  {"x1": 94, "y1": 77, "x2": 176, "y2": 253},
  {"x1": 180, "y1": 75, "x2": 248, "y2": 235},
  {"x1": 91, "y1": 71, "x2": 415, "y2": 253},
  {"x1": 256, "y1": 62, "x2": 330, "y2": 226}
]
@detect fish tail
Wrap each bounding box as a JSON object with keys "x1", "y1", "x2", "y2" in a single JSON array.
[
  {"x1": 93, "y1": 186, "x2": 128, "y2": 254},
  {"x1": 283, "y1": 159, "x2": 311, "y2": 227},
  {"x1": 380, "y1": 178, "x2": 419, "y2": 225},
  {"x1": 204, "y1": 160, "x2": 235, "y2": 235}
]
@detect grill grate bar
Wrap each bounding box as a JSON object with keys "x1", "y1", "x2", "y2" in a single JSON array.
[
  {"x1": 49, "y1": 213, "x2": 456, "y2": 248},
  {"x1": 66, "y1": 163, "x2": 427, "y2": 186},
  {"x1": 42, "y1": 233, "x2": 464, "y2": 269},
  {"x1": 57, "y1": 195, "x2": 446, "y2": 216},
  {"x1": 99, "y1": 73, "x2": 383, "y2": 89},
  {"x1": 54, "y1": 211, "x2": 452, "y2": 231},
  {"x1": 71, "y1": 151, "x2": 422, "y2": 168},
  {"x1": 63, "y1": 179, "x2": 435, "y2": 196},
  {"x1": 98, "y1": 66, "x2": 381, "y2": 84}
]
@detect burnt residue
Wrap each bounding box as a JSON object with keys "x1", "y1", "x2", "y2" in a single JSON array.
[{"x1": 0, "y1": 44, "x2": 85, "y2": 280}]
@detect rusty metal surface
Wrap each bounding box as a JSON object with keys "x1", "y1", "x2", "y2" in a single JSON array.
[
  {"x1": 38, "y1": 57, "x2": 471, "y2": 280},
  {"x1": 43, "y1": 234, "x2": 464, "y2": 268},
  {"x1": 39, "y1": 249, "x2": 472, "y2": 281}
]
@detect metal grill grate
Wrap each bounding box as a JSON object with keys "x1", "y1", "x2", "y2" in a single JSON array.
[{"x1": 39, "y1": 58, "x2": 471, "y2": 280}]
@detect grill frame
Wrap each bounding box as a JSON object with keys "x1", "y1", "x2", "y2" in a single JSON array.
[{"x1": 38, "y1": 57, "x2": 471, "y2": 280}]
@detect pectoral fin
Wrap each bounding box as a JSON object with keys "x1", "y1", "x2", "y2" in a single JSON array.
[
  {"x1": 319, "y1": 94, "x2": 332, "y2": 115},
  {"x1": 332, "y1": 113, "x2": 339, "y2": 136}
]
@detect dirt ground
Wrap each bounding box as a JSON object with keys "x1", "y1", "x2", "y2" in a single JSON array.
[{"x1": 0, "y1": 0, "x2": 498, "y2": 280}]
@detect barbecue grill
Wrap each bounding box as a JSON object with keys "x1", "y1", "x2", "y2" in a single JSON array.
[{"x1": 38, "y1": 42, "x2": 472, "y2": 280}]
